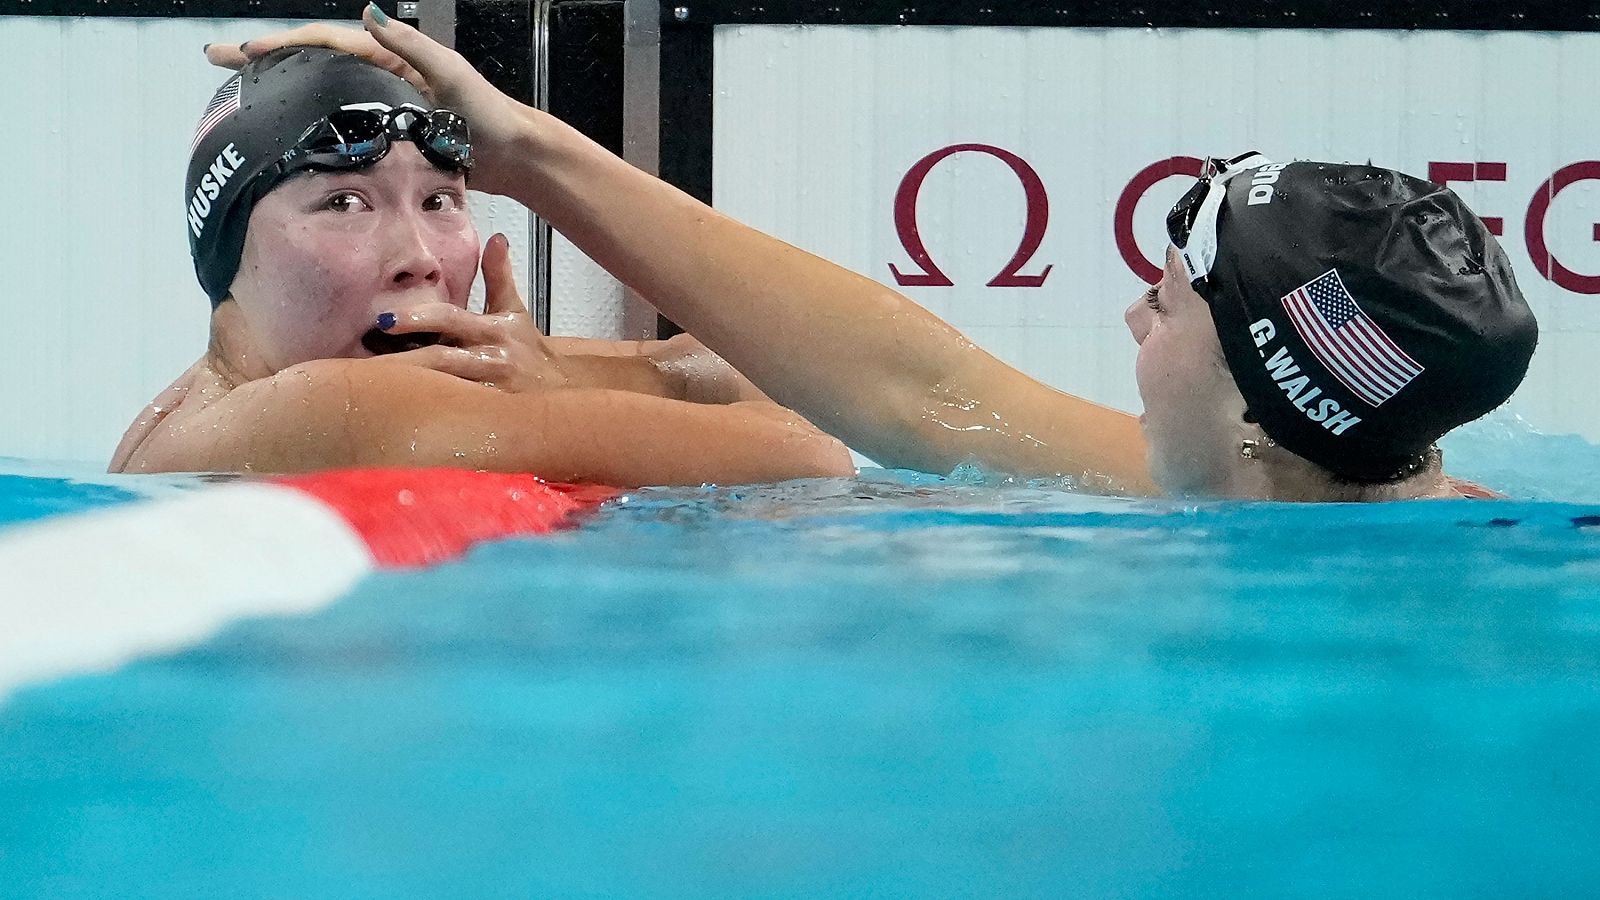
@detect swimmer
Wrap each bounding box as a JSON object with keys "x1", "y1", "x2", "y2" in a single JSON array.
[
  {"x1": 111, "y1": 47, "x2": 853, "y2": 485},
  {"x1": 216, "y1": 11, "x2": 1538, "y2": 501}
]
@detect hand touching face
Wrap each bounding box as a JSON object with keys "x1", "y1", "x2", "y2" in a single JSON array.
[{"x1": 227, "y1": 144, "x2": 480, "y2": 370}]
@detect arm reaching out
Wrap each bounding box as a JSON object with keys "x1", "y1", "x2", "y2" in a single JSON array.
[{"x1": 216, "y1": 12, "x2": 1155, "y2": 494}]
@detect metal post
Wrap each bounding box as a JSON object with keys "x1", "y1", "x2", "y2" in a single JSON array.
[
  {"x1": 531, "y1": 0, "x2": 553, "y2": 333},
  {"x1": 620, "y1": 0, "x2": 664, "y2": 337},
  {"x1": 623, "y1": 0, "x2": 662, "y2": 177},
  {"x1": 410, "y1": 0, "x2": 457, "y2": 48}
]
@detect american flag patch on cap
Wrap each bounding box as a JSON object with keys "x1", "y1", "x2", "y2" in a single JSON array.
[
  {"x1": 190, "y1": 76, "x2": 242, "y2": 153},
  {"x1": 1280, "y1": 269, "x2": 1425, "y2": 408}
]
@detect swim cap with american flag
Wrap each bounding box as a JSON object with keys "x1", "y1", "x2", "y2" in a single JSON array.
[
  {"x1": 185, "y1": 47, "x2": 431, "y2": 306},
  {"x1": 190, "y1": 74, "x2": 241, "y2": 154},
  {"x1": 1193, "y1": 160, "x2": 1537, "y2": 482}
]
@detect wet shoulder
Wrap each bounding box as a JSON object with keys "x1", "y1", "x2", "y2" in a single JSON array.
[
  {"x1": 109, "y1": 361, "x2": 208, "y2": 473},
  {"x1": 116, "y1": 359, "x2": 366, "y2": 474},
  {"x1": 1446, "y1": 476, "x2": 1504, "y2": 500},
  {"x1": 120, "y1": 360, "x2": 493, "y2": 474}
]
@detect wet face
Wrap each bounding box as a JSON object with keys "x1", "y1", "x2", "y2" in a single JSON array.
[
  {"x1": 1124, "y1": 247, "x2": 1251, "y2": 496},
  {"x1": 226, "y1": 143, "x2": 479, "y2": 370}
]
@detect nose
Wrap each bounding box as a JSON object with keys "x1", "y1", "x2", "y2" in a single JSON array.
[
  {"x1": 1125, "y1": 293, "x2": 1152, "y2": 345},
  {"x1": 384, "y1": 211, "x2": 444, "y2": 289}
]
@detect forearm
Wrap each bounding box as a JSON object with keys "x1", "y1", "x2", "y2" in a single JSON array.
[
  {"x1": 559, "y1": 353, "x2": 680, "y2": 399},
  {"x1": 540, "y1": 346, "x2": 762, "y2": 405},
  {"x1": 133, "y1": 363, "x2": 853, "y2": 486},
  {"x1": 422, "y1": 390, "x2": 855, "y2": 486},
  {"x1": 542, "y1": 336, "x2": 648, "y2": 357},
  {"x1": 501, "y1": 112, "x2": 972, "y2": 465}
]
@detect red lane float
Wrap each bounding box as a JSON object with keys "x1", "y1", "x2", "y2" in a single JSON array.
[
  {"x1": 0, "y1": 469, "x2": 617, "y2": 697},
  {"x1": 279, "y1": 468, "x2": 619, "y2": 568}
]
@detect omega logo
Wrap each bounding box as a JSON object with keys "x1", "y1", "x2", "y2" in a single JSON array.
[
  {"x1": 889, "y1": 143, "x2": 1054, "y2": 289},
  {"x1": 889, "y1": 147, "x2": 1600, "y2": 295}
]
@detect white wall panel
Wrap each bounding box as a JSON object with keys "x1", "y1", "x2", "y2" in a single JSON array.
[
  {"x1": 712, "y1": 25, "x2": 1600, "y2": 441},
  {"x1": 464, "y1": 191, "x2": 534, "y2": 316},
  {"x1": 0, "y1": 16, "x2": 532, "y2": 464},
  {"x1": 549, "y1": 233, "x2": 636, "y2": 338}
]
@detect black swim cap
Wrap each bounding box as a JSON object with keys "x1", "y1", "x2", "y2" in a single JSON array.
[
  {"x1": 1192, "y1": 159, "x2": 1538, "y2": 482},
  {"x1": 185, "y1": 47, "x2": 431, "y2": 306}
]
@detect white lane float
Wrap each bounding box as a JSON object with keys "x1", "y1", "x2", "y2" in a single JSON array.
[{"x1": 0, "y1": 468, "x2": 617, "y2": 698}]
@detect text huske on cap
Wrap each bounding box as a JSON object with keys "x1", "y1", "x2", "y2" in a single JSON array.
[{"x1": 188, "y1": 144, "x2": 248, "y2": 238}]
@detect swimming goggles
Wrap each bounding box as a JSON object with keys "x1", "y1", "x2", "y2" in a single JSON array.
[
  {"x1": 273, "y1": 102, "x2": 473, "y2": 177},
  {"x1": 1165, "y1": 151, "x2": 1273, "y2": 287}
]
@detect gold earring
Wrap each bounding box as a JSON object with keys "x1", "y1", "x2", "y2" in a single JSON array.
[{"x1": 1240, "y1": 437, "x2": 1276, "y2": 460}]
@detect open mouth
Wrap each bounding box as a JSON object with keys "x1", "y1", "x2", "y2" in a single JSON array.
[{"x1": 361, "y1": 328, "x2": 444, "y2": 356}]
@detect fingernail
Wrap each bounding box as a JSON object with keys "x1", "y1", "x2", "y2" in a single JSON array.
[
  {"x1": 238, "y1": 41, "x2": 251, "y2": 53},
  {"x1": 376, "y1": 312, "x2": 396, "y2": 331},
  {"x1": 368, "y1": 2, "x2": 390, "y2": 26},
  {"x1": 203, "y1": 43, "x2": 213, "y2": 52}
]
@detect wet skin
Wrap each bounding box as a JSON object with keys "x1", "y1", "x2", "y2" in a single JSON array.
[
  {"x1": 108, "y1": 144, "x2": 852, "y2": 484},
  {"x1": 203, "y1": 22, "x2": 1485, "y2": 499},
  {"x1": 225, "y1": 144, "x2": 480, "y2": 373},
  {"x1": 1123, "y1": 248, "x2": 1254, "y2": 497}
]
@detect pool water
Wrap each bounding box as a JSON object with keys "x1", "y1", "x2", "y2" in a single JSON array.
[{"x1": 2, "y1": 420, "x2": 1599, "y2": 897}]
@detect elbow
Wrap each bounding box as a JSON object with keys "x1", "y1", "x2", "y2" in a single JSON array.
[
  {"x1": 751, "y1": 430, "x2": 854, "y2": 483},
  {"x1": 806, "y1": 434, "x2": 857, "y2": 479}
]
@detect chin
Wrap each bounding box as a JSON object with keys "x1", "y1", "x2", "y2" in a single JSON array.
[{"x1": 1149, "y1": 453, "x2": 1220, "y2": 500}]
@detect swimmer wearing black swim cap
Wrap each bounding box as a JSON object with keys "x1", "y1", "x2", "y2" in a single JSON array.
[
  {"x1": 186, "y1": 46, "x2": 471, "y2": 311},
  {"x1": 114, "y1": 36, "x2": 856, "y2": 483},
  {"x1": 1151, "y1": 153, "x2": 1537, "y2": 489},
  {"x1": 197, "y1": 19, "x2": 1542, "y2": 499}
]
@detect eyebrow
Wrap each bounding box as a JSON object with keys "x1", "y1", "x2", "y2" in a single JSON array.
[{"x1": 293, "y1": 169, "x2": 466, "y2": 189}]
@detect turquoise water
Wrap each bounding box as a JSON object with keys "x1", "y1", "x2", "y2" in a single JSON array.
[
  {"x1": 2, "y1": 421, "x2": 1600, "y2": 897},
  {"x1": 0, "y1": 473, "x2": 139, "y2": 527},
  {"x1": 0, "y1": 458, "x2": 206, "y2": 529}
]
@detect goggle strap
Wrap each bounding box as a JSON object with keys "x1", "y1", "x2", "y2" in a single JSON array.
[{"x1": 1176, "y1": 153, "x2": 1275, "y2": 283}]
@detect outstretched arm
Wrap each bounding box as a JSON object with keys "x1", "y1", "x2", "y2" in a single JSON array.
[
  {"x1": 514, "y1": 123, "x2": 1151, "y2": 488},
  {"x1": 215, "y1": 14, "x2": 1154, "y2": 493}
]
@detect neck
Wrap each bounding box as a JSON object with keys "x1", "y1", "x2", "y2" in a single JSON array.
[
  {"x1": 204, "y1": 300, "x2": 275, "y2": 389},
  {"x1": 1254, "y1": 445, "x2": 1452, "y2": 502}
]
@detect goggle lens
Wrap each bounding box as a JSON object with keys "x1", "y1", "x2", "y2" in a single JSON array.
[
  {"x1": 1166, "y1": 174, "x2": 1212, "y2": 250},
  {"x1": 321, "y1": 109, "x2": 388, "y2": 163},
  {"x1": 414, "y1": 110, "x2": 472, "y2": 170},
  {"x1": 283, "y1": 105, "x2": 473, "y2": 174}
]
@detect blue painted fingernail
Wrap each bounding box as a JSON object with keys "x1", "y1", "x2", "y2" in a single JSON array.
[
  {"x1": 238, "y1": 41, "x2": 251, "y2": 53},
  {"x1": 203, "y1": 43, "x2": 213, "y2": 52},
  {"x1": 376, "y1": 312, "x2": 396, "y2": 331},
  {"x1": 368, "y1": 2, "x2": 390, "y2": 26}
]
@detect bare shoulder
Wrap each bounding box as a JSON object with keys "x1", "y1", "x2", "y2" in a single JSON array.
[
  {"x1": 1445, "y1": 476, "x2": 1505, "y2": 500},
  {"x1": 109, "y1": 360, "x2": 207, "y2": 473},
  {"x1": 121, "y1": 359, "x2": 477, "y2": 474},
  {"x1": 120, "y1": 359, "x2": 853, "y2": 484}
]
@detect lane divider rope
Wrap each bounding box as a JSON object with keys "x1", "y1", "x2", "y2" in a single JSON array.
[{"x1": 0, "y1": 468, "x2": 617, "y2": 699}]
